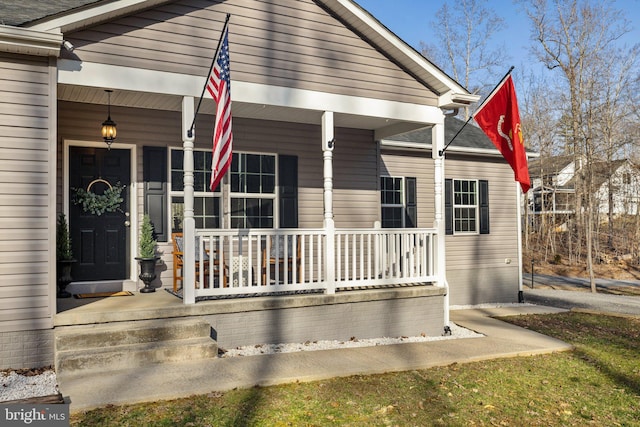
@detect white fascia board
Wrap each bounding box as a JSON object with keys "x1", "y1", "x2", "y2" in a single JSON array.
[
  {"x1": 0, "y1": 25, "x2": 62, "y2": 57},
  {"x1": 380, "y1": 139, "x2": 506, "y2": 157},
  {"x1": 58, "y1": 59, "x2": 443, "y2": 124},
  {"x1": 28, "y1": 0, "x2": 167, "y2": 33}
]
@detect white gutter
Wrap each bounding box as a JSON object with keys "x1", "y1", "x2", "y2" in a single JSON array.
[
  {"x1": 27, "y1": 0, "x2": 169, "y2": 33},
  {"x1": 0, "y1": 25, "x2": 62, "y2": 57}
]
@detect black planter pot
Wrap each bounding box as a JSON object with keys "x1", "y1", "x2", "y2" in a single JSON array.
[
  {"x1": 135, "y1": 257, "x2": 159, "y2": 293},
  {"x1": 57, "y1": 259, "x2": 76, "y2": 298}
]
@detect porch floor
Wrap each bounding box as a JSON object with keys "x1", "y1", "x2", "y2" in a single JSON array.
[{"x1": 55, "y1": 284, "x2": 442, "y2": 327}]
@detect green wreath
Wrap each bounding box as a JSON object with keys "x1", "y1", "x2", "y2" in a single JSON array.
[{"x1": 72, "y1": 179, "x2": 124, "y2": 216}]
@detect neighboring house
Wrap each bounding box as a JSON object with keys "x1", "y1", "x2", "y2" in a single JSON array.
[
  {"x1": 0, "y1": 0, "x2": 524, "y2": 370},
  {"x1": 528, "y1": 155, "x2": 640, "y2": 217},
  {"x1": 528, "y1": 154, "x2": 578, "y2": 215},
  {"x1": 592, "y1": 159, "x2": 640, "y2": 216}
]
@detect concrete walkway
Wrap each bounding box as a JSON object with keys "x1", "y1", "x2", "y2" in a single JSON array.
[{"x1": 59, "y1": 304, "x2": 571, "y2": 413}]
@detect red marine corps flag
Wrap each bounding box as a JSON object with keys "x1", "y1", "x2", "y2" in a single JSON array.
[{"x1": 473, "y1": 73, "x2": 530, "y2": 193}]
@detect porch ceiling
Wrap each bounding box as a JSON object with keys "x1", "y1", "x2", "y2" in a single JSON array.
[{"x1": 58, "y1": 84, "x2": 429, "y2": 134}]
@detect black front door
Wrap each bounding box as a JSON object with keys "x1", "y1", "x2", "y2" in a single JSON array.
[{"x1": 69, "y1": 147, "x2": 130, "y2": 281}]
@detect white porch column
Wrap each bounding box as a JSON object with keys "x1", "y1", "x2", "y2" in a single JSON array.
[
  {"x1": 322, "y1": 111, "x2": 336, "y2": 294},
  {"x1": 432, "y1": 120, "x2": 449, "y2": 326},
  {"x1": 182, "y1": 96, "x2": 196, "y2": 305}
]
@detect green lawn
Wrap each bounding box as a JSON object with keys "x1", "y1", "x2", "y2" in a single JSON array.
[{"x1": 71, "y1": 312, "x2": 640, "y2": 426}]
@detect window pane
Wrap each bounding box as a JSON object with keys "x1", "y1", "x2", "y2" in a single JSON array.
[
  {"x1": 231, "y1": 173, "x2": 240, "y2": 192},
  {"x1": 263, "y1": 155, "x2": 275, "y2": 174},
  {"x1": 171, "y1": 171, "x2": 183, "y2": 192},
  {"x1": 171, "y1": 150, "x2": 183, "y2": 170},
  {"x1": 194, "y1": 171, "x2": 206, "y2": 192},
  {"x1": 262, "y1": 175, "x2": 275, "y2": 193},
  {"x1": 171, "y1": 197, "x2": 184, "y2": 232},
  {"x1": 194, "y1": 151, "x2": 206, "y2": 171},
  {"x1": 194, "y1": 198, "x2": 204, "y2": 216},
  {"x1": 231, "y1": 198, "x2": 244, "y2": 217},
  {"x1": 393, "y1": 191, "x2": 401, "y2": 204},
  {"x1": 247, "y1": 174, "x2": 261, "y2": 193},
  {"x1": 204, "y1": 197, "x2": 216, "y2": 215},
  {"x1": 382, "y1": 207, "x2": 402, "y2": 228},
  {"x1": 261, "y1": 199, "x2": 273, "y2": 217},
  {"x1": 246, "y1": 154, "x2": 261, "y2": 173}
]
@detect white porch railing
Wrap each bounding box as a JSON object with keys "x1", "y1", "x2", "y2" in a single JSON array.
[{"x1": 194, "y1": 228, "x2": 437, "y2": 298}]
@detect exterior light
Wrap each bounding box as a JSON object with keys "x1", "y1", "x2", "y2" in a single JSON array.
[{"x1": 101, "y1": 90, "x2": 117, "y2": 149}]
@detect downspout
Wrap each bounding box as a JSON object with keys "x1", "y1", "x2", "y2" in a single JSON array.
[
  {"x1": 432, "y1": 118, "x2": 449, "y2": 327},
  {"x1": 517, "y1": 179, "x2": 524, "y2": 303}
]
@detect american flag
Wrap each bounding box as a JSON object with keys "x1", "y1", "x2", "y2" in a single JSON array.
[{"x1": 207, "y1": 25, "x2": 232, "y2": 191}]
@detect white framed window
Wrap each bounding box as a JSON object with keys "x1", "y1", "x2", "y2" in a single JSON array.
[
  {"x1": 170, "y1": 148, "x2": 221, "y2": 232},
  {"x1": 170, "y1": 150, "x2": 292, "y2": 230},
  {"x1": 230, "y1": 152, "x2": 277, "y2": 228},
  {"x1": 453, "y1": 179, "x2": 478, "y2": 233},
  {"x1": 380, "y1": 176, "x2": 417, "y2": 228}
]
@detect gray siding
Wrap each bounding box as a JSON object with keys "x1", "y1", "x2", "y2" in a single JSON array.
[
  {"x1": 206, "y1": 291, "x2": 445, "y2": 349},
  {"x1": 66, "y1": 0, "x2": 437, "y2": 105},
  {"x1": 58, "y1": 101, "x2": 379, "y2": 287},
  {"x1": 380, "y1": 149, "x2": 435, "y2": 227},
  {"x1": 0, "y1": 53, "x2": 54, "y2": 336},
  {"x1": 445, "y1": 155, "x2": 520, "y2": 304}
]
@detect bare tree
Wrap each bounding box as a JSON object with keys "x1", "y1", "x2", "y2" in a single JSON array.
[
  {"x1": 420, "y1": 0, "x2": 506, "y2": 118},
  {"x1": 591, "y1": 45, "x2": 640, "y2": 247},
  {"x1": 522, "y1": 0, "x2": 634, "y2": 291}
]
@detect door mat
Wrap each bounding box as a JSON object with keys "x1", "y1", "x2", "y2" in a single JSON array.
[{"x1": 74, "y1": 291, "x2": 134, "y2": 299}]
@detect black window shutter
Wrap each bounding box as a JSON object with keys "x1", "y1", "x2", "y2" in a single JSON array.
[
  {"x1": 405, "y1": 177, "x2": 417, "y2": 228},
  {"x1": 445, "y1": 179, "x2": 453, "y2": 235},
  {"x1": 143, "y1": 146, "x2": 168, "y2": 241},
  {"x1": 479, "y1": 179, "x2": 490, "y2": 234},
  {"x1": 279, "y1": 155, "x2": 298, "y2": 228}
]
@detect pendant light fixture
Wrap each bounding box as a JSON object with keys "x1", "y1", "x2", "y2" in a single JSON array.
[{"x1": 101, "y1": 89, "x2": 117, "y2": 149}]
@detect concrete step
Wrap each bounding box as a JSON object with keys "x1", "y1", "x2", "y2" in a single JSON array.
[
  {"x1": 56, "y1": 318, "x2": 211, "y2": 351},
  {"x1": 55, "y1": 318, "x2": 217, "y2": 376}
]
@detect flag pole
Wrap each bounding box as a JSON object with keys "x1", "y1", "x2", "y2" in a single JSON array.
[
  {"x1": 438, "y1": 66, "x2": 514, "y2": 157},
  {"x1": 187, "y1": 13, "x2": 231, "y2": 138}
]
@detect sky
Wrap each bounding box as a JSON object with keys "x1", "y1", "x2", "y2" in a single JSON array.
[{"x1": 355, "y1": 0, "x2": 640, "y2": 90}]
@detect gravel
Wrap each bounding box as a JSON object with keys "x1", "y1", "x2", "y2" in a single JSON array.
[
  {"x1": 219, "y1": 322, "x2": 483, "y2": 357},
  {"x1": 0, "y1": 369, "x2": 59, "y2": 402}
]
